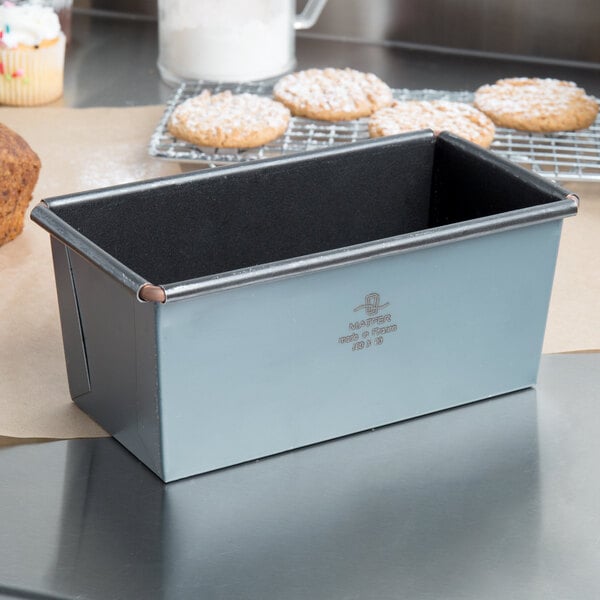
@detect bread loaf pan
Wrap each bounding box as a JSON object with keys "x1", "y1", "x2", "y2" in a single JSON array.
[{"x1": 31, "y1": 131, "x2": 577, "y2": 482}]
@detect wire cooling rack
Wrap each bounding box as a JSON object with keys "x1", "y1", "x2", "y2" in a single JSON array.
[{"x1": 149, "y1": 82, "x2": 600, "y2": 182}]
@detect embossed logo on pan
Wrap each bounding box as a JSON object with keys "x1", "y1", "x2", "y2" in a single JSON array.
[
  {"x1": 353, "y1": 292, "x2": 389, "y2": 316},
  {"x1": 339, "y1": 291, "x2": 398, "y2": 351}
]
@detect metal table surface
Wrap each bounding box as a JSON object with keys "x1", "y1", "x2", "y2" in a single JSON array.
[{"x1": 1, "y1": 353, "x2": 599, "y2": 600}]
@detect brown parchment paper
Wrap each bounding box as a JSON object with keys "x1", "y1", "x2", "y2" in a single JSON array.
[
  {"x1": 0, "y1": 106, "x2": 598, "y2": 442},
  {"x1": 0, "y1": 106, "x2": 181, "y2": 441},
  {"x1": 544, "y1": 182, "x2": 600, "y2": 354}
]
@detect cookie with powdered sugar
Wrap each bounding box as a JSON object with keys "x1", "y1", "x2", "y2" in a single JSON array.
[
  {"x1": 168, "y1": 90, "x2": 291, "y2": 149},
  {"x1": 368, "y1": 100, "x2": 496, "y2": 148},
  {"x1": 474, "y1": 78, "x2": 598, "y2": 133},
  {"x1": 273, "y1": 67, "x2": 393, "y2": 122}
]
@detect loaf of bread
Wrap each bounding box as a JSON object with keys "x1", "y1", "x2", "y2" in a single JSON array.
[{"x1": 0, "y1": 123, "x2": 41, "y2": 246}]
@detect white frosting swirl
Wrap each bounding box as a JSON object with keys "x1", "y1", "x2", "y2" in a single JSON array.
[{"x1": 0, "y1": 4, "x2": 61, "y2": 48}]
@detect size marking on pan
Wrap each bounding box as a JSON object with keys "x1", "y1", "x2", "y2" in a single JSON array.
[{"x1": 337, "y1": 292, "x2": 398, "y2": 352}]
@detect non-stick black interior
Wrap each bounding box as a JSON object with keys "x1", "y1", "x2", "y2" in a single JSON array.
[
  {"x1": 428, "y1": 134, "x2": 565, "y2": 227},
  {"x1": 50, "y1": 132, "x2": 564, "y2": 285}
]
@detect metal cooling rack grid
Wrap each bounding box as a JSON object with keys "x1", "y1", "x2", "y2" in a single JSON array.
[{"x1": 149, "y1": 82, "x2": 600, "y2": 182}]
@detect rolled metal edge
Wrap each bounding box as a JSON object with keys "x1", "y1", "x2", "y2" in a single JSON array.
[
  {"x1": 566, "y1": 193, "x2": 580, "y2": 208},
  {"x1": 162, "y1": 196, "x2": 578, "y2": 302},
  {"x1": 138, "y1": 284, "x2": 167, "y2": 303},
  {"x1": 31, "y1": 201, "x2": 148, "y2": 296}
]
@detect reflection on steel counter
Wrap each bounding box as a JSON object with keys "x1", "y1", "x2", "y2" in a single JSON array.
[{"x1": 53, "y1": 387, "x2": 538, "y2": 599}]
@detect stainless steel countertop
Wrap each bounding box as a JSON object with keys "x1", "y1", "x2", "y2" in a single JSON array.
[
  {"x1": 1, "y1": 354, "x2": 599, "y2": 600},
  {"x1": 63, "y1": 11, "x2": 600, "y2": 108}
]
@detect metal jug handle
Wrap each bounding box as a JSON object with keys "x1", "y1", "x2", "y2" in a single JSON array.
[{"x1": 294, "y1": 0, "x2": 328, "y2": 30}]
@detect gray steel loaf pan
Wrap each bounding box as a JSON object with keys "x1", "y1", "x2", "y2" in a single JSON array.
[{"x1": 32, "y1": 132, "x2": 577, "y2": 482}]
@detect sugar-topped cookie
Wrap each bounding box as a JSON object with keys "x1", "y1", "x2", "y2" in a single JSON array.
[
  {"x1": 474, "y1": 78, "x2": 598, "y2": 133},
  {"x1": 168, "y1": 90, "x2": 291, "y2": 149},
  {"x1": 273, "y1": 68, "x2": 393, "y2": 122},
  {"x1": 368, "y1": 100, "x2": 496, "y2": 148}
]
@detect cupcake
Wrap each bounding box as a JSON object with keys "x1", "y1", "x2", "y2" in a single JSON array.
[{"x1": 0, "y1": 2, "x2": 66, "y2": 106}]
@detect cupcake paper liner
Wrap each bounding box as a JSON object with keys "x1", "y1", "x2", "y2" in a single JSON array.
[{"x1": 0, "y1": 33, "x2": 66, "y2": 106}]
